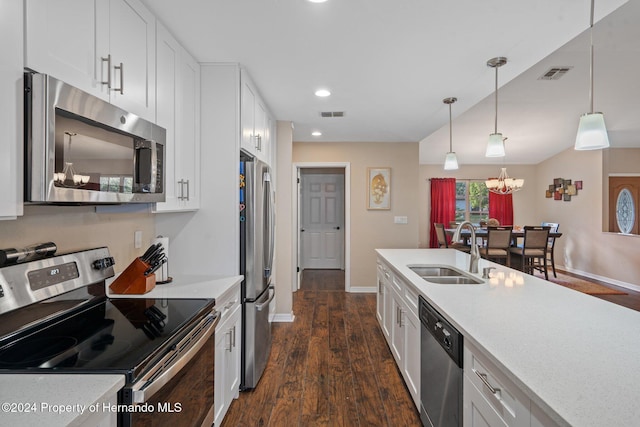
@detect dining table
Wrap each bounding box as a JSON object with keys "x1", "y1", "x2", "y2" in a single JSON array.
[{"x1": 445, "y1": 228, "x2": 563, "y2": 245}]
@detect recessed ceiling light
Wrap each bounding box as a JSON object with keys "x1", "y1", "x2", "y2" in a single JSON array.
[
  {"x1": 308, "y1": 0, "x2": 328, "y2": 3},
  {"x1": 315, "y1": 89, "x2": 331, "y2": 97},
  {"x1": 311, "y1": 131, "x2": 322, "y2": 136}
]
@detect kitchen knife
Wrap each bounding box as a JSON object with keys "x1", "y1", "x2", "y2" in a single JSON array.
[
  {"x1": 140, "y1": 243, "x2": 159, "y2": 262},
  {"x1": 144, "y1": 258, "x2": 167, "y2": 276}
]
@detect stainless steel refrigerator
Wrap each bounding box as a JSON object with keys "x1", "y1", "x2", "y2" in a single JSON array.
[{"x1": 239, "y1": 154, "x2": 275, "y2": 390}]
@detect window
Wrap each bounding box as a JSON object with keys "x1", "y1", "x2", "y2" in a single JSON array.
[
  {"x1": 100, "y1": 176, "x2": 133, "y2": 193},
  {"x1": 455, "y1": 180, "x2": 489, "y2": 223}
]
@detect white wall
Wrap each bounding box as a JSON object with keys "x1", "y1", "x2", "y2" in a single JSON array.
[
  {"x1": 537, "y1": 147, "x2": 640, "y2": 289},
  {"x1": 293, "y1": 142, "x2": 420, "y2": 288},
  {"x1": 273, "y1": 121, "x2": 294, "y2": 319}
]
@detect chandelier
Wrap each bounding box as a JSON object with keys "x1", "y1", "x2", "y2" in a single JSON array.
[{"x1": 485, "y1": 168, "x2": 524, "y2": 195}]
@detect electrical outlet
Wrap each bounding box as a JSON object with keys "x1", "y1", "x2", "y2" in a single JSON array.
[
  {"x1": 394, "y1": 216, "x2": 408, "y2": 224},
  {"x1": 134, "y1": 230, "x2": 142, "y2": 249}
]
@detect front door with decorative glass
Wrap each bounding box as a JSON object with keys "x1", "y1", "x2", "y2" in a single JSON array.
[{"x1": 609, "y1": 176, "x2": 640, "y2": 235}]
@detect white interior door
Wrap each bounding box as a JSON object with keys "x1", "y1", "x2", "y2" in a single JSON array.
[{"x1": 301, "y1": 173, "x2": 344, "y2": 269}]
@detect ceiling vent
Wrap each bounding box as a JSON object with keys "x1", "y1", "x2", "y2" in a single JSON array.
[
  {"x1": 538, "y1": 67, "x2": 573, "y2": 80},
  {"x1": 320, "y1": 111, "x2": 345, "y2": 118}
]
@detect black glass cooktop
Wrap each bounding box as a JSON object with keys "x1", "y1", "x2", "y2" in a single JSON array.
[{"x1": 0, "y1": 287, "x2": 214, "y2": 382}]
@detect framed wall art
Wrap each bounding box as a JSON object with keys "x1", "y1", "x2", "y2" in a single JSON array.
[{"x1": 367, "y1": 167, "x2": 391, "y2": 210}]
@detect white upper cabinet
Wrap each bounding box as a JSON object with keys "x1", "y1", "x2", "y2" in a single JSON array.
[
  {"x1": 240, "y1": 69, "x2": 272, "y2": 164},
  {"x1": 0, "y1": 0, "x2": 23, "y2": 219},
  {"x1": 106, "y1": 0, "x2": 156, "y2": 121},
  {"x1": 24, "y1": 0, "x2": 107, "y2": 100},
  {"x1": 154, "y1": 22, "x2": 201, "y2": 212},
  {"x1": 25, "y1": 0, "x2": 156, "y2": 122}
]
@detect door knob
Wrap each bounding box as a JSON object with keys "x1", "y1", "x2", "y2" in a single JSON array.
[
  {"x1": 334, "y1": 226, "x2": 340, "y2": 230},
  {"x1": 301, "y1": 229, "x2": 305, "y2": 232}
]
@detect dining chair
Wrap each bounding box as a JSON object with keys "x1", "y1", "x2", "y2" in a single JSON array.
[
  {"x1": 509, "y1": 226, "x2": 551, "y2": 279},
  {"x1": 434, "y1": 223, "x2": 470, "y2": 253},
  {"x1": 541, "y1": 222, "x2": 560, "y2": 278},
  {"x1": 478, "y1": 226, "x2": 513, "y2": 267}
]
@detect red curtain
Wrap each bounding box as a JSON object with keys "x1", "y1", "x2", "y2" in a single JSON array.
[
  {"x1": 489, "y1": 192, "x2": 514, "y2": 226},
  {"x1": 429, "y1": 178, "x2": 456, "y2": 248}
]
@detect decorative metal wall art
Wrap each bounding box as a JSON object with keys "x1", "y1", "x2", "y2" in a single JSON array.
[{"x1": 546, "y1": 178, "x2": 582, "y2": 201}]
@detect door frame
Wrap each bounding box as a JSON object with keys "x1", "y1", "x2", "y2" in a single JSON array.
[{"x1": 293, "y1": 162, "x2": 351, "y2": 292}]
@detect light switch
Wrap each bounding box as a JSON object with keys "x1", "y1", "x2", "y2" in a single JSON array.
[
  {"x1": 134, "y1": 230, "x2": 142, "y2": 249},
  {"x1": 394, "y1": 216, "x2": 408, "y2": 224}
]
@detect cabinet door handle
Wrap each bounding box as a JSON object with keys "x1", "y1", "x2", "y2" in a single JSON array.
[
  {"x1": 101, "y1": 55, "x2": 112, "y2": 89},
  {"x1": 474, "y1": 369, "x2": 501, "y2": 396},
  {"x1": 113, "y1": 62, "x2": 124, "y2": 94},
  {"x1": 226, "y1": 330, "x2": 232, "y2": 352},
  {"x1": 178, "y1": 179, "x2": 188, "y2": 201},
  {"x1": 232, "y1": 325, "x2": 236, "y2": 348}
]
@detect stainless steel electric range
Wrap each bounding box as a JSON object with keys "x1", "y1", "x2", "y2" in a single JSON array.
[{"x1": 0, "y1": 247, "x2": 219, "y2": 427}]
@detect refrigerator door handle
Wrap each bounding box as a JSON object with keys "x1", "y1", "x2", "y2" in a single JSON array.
[
  {"x1": 263, "y1": 170, "x2": 275, "y2": 280},
  {"x1": 255, "y1": 285, "x2": 275, "y2": 311}
]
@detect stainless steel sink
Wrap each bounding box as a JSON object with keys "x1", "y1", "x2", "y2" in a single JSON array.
[
  {"x1": 421, "y1": 276, "x2": 483, "y2": 285},
  {"x1": 408, "y1": 264, "x2": 484, "y2": 285},
  {"x1": 408, "y1": 266, "x2": 462, "y2": 277}
]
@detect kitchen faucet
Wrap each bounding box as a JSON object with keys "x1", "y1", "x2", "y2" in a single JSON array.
[{"x1": 452, "y1": 221, "x2": 479, "y2": 274}]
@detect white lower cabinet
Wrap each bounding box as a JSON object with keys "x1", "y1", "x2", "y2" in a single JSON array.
[
  {"x1": 376, "y1": 259, "x2": 420, "y2": 408},
  {"x1": 377, "y1": 261, "x2": 393, "y2": 343},
  {"x1": 214, "y1": 285, "x2": 241, "y2": 426},
  {"x1": 464, "y1": 340, "x2": 561, "y2": 427}
]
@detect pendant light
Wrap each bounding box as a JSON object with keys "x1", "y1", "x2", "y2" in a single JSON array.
[
  {"x1": 443, "y1": 97, "x2": 459, "y2": 170},
  {"x1": 575, "y1": 0, "x2": 610, "y2": 150},
  {"x1": 485, "y1": 57, "x2": 507, "y2": 157}
]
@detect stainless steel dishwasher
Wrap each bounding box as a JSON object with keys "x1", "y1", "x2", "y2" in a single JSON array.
[{"x1": 419, "y1": 295, "x2": 463, "y2": 427}]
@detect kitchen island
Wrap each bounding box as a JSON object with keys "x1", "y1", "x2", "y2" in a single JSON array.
[{"x1": 376, "y1": 248, "x2": 640, "y2": 427}]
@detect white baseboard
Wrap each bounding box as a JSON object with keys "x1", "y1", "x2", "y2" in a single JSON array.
[
  {"x1": 270, "y1": 312, "x2": 295, "y2": 323},
  {"x1": 348, "y1": 286, "x2": 376, "y2": 293},
  {"x1": 559, "y1": 265, "x2": 640, "y2": 293}
]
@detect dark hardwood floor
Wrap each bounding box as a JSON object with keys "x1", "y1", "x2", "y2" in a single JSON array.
[{"x1": 221, "y1": 269, "x2": 421, "y2": 427}]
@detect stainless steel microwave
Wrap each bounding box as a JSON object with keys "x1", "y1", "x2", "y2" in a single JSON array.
[{"x1": 24, "y1": 73, "x2": 165, "y2": 204}]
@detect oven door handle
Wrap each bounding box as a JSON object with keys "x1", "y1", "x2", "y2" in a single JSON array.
[{"x1": 131, "y1": 310, "x2": 220, "y2": 403}]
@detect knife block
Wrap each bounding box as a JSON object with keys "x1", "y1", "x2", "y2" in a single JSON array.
[{"x1": 109, "y1": 258, "x2": 156, "y2": 295}]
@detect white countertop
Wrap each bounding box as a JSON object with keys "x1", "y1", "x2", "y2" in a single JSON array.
[
  {"x1": 0, "y1": 374, "x2": 124, "y2": 426},
  {"x1": 376, "y1": 248, "x2": 640, "y2": 427},
  {"x1": 106, "y1": 274, "x2": 243, "y2": 300}
]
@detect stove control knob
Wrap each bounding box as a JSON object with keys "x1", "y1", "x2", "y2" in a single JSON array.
[{"x1": 93, "y1": 257, "x2": 115, "y2": 270}]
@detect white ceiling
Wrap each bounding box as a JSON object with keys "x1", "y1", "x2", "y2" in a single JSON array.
[{"x1": 142, "y1": 0, "x2": 633, "y2": 165}]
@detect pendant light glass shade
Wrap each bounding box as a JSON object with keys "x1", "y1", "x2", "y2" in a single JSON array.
[
  {"x1": 575, "y1": 112, "x2": 610, "y2": 150},
  {"x1": 444, "y1": 152, "x2": 459, "y2": 170},
  {"x1": 575, "y1": 0, "x2": 609, "y2": 151},
  {"x1": 442, "y1": 97, "x2": 459, "y2": 170},
  {"x1": 486, "y1": 133, "x2": 506, "y2": 157}
]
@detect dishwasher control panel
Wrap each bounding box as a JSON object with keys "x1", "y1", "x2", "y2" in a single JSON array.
[{"x1": 419, "y1": 295, "x2": 463, "y2": 367}]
